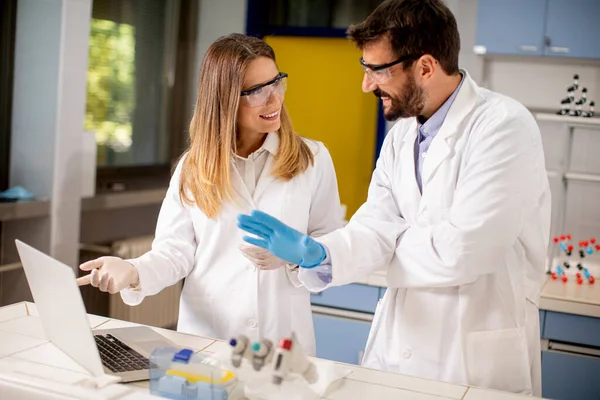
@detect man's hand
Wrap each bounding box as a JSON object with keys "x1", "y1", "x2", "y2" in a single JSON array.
[
  {"x1": 76, "y1": 256, "x2": 139, "y2": 294},
  {"x1": 237, "y1": 210, "x2": 325, "y2": 268}
]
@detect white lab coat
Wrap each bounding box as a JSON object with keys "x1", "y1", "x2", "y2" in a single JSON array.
[
  {"x1": 121, "y1": 135, "x2": 343, "y2": 356},
  {"x1": 300, "y1": 71, "x2": 551, "y2": 395}
]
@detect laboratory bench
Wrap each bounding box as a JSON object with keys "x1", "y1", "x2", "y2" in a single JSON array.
[
  {"x1": 0, "y1": 302, "x2": 543, "y2": 400},
  {"x1": 310, "y1": 271, "x2": 600, "y2": 400}
]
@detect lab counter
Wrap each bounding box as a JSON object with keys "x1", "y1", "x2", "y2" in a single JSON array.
[
  {"x1": 327, "y1": 272, "x2": 600, "y2": 400},
  {"x1": 0, "y1": 301, "x2": 543, "y2": 400},
  {"x1": 539, "y1": 277, "x2": 600, "y2": 318},
  {"x1": 354, "y1": 270, "x2": 600, "y2": 317}
]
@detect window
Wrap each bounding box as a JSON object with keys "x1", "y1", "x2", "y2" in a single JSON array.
[
  {"x1": 269, "y1": 0, "x2": 382, "y2": 28},
  {"x1": 248, "y1": 0, "x2": 383, "y2": 37},
  {"x1": 85, "y1": 0, "x2": 178, "y2": 169},
  {"x1": 85, "y1": 0, "x2": 198, "y2": 192}
]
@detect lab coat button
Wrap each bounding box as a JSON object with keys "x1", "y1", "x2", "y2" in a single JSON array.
[
  {"x1": 248, "y1": 319, "x2": 258, "y2": 328},
  {"x1": 402, "y1": 349, "x2": 411, "y2": 359}
]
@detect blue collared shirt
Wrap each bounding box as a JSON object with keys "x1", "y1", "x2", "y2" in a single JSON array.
[{"x1": 414, "y1": 73, "x2": 464, "y2": 192}]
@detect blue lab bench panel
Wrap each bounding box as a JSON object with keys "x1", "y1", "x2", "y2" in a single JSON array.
[
  {"x1": 310, "y1": 283, "x2": 380, "y2": 314},
  {"x1": 313, "y1": 313, "x2": 372, "y2": 365},
  {"x1": 542, "y1": 351, "x2": 600, "y2": 400},
  {"x1": 378, "y1": 287, "x2": 386, "y2": 302},
  {"x1": 543, "y1": 311, "x2": 600, "y2": 348}
]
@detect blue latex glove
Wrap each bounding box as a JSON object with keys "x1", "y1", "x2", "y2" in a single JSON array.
[
  {"x1": 237, "y1": 210, "x2": 326, "y2": 268},
  {"x1": 0, "y1": 186, "x2": 34, "y2": 202}
]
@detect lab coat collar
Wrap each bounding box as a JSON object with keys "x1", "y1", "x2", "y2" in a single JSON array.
[
  {"x1": 231, "y1": 132, "x2": 280, "y2": 208},
  {"x1": 232, "y1": 132, "x2": 283, "y2": 207},
  {"x1": 262, "y1": 131, "x2": 280, "y2": 155},
  {"x1": 233, "y1": 132, "x2": 279, "y2": 160},
  {"x1": 417, "y1": 72, "x2": 465, "y2": 142},
  {"x1": 420, "y1": 69, "x2": 479, "y2": 189},
  {"x1": 252, "y1": 132, "x2": 280, "y2": 202},
  {"x1": 400, "y1": 126, "x2": 423, "y2": 215}
]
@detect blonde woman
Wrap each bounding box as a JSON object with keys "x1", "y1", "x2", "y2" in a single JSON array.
[{"x1": 77, "y1": 34, "x2": 343, "y2": 355}]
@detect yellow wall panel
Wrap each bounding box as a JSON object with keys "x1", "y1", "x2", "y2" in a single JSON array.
[{"x1": 265, "y1": 36, "x2": 378, "y2": 217}]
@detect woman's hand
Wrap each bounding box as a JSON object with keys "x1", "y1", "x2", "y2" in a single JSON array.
[
  {"x1": 240, "y1": 243, "x2": 290, "y2": 270},
  {"x1": 76, "y1": 257, "x2": 139, "y2": 294}
]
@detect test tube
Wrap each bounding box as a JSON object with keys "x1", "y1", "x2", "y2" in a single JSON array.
[
  {"x1": 251, "y1": 339, "x2": 273, "y2": 371},
  {"x1": 230, "y1": 335, "x2": 250, "y2": 368}
]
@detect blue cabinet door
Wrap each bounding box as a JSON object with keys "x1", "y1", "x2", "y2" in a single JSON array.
[
  {"x1": 543, "y1": 311, "x2": 600, "y2": 348},
  {"x1": 310, "y1": 284, "x2": 380, "y2": 314},
  {"x1": 475, "y1": 0, "x2": 546, "y2": 55},
  {"x1": 542, "y1": 351, "x2": 600, "y2": 400},
  {"x1": 545, "y1": 0, "x2": 600, "y2": 59},
  {"x1": 313, "y1": 313, "x2": 372, "y2": 365}
]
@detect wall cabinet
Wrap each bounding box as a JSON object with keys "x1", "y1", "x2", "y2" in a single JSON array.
[{"x1": 475, "y1": 0, "x2": 600, "y2": 59}]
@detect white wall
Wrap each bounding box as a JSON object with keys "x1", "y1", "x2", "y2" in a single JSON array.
[
  {"x1": 450, "y1": 0, "x2": 600, "y2": 111},
  {"x1": 9, "y1": 0, "x2": 91, "y2": 266},
  {"x1": 484, "y1": 58, "x2": 600, "y2": 111},
  {"x1": 190, "y1": 0, "x2": 247, "y2": 108},
  {"x1": 3, "y1": 0, "x2": 91, "y2": 305}
]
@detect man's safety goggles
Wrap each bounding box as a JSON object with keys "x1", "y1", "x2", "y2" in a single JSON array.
[
  {"x1": 360, "y1": 55, "x2": 419, "y2": 84},
  {"x1": 240, "y1": 72, "x2": 288, "y2": 107}
]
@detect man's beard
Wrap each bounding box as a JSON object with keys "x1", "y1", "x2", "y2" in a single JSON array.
[{"x1": 374, "y1": 74, "x2": 425, "y2": 121}]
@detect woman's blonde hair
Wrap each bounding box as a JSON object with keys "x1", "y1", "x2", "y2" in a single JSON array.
[{"x1": 179, "y1": 34, "x2": 314, "y2": 218}]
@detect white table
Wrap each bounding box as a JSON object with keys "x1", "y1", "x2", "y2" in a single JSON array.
[{"x1": 0, "y1": 302, "x2": 543, "y2": 400}]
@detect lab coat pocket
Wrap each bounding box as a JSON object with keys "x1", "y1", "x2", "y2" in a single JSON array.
[
  {"x1": 178, "y1": 293, "x2": 219, "y2": 338},
  {"x1": 466, "y1": 327, "x2": 532, "y2": 394},
  {"x1": 282, "y1": 193, "x2": 311, "y2": 232}
]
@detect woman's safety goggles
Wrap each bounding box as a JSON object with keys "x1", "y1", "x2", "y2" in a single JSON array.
[
  {"x1": 360, "y1": 55, "x2": 418, "y2": 85},
  {"x1": 240, "y1": 72, "x2": 288, "y2": 107}
]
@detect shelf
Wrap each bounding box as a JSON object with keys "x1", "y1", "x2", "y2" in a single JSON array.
[
  {"x1": 536, "y1": 113, "x2": 600, "y2": 128},
  {"x1": 0, "y1": 189, "x2": 167, "y2": 220},
  {"x1": 81, "y1": 188, "x2": 166, "y2": 212},
  {"x1": 564, "y1": 172, "x2": 600, "y2": 183},
  {"x1": 0, "y1": 200, "x2": 50, "y2": 221},
  {"x1": 0, "y1": 262, "x2": 22, "y2": 273}
]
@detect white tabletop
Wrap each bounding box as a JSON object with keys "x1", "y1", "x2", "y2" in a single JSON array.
[{"x1": 0, "y1": 302, "x2": 543, "y2": 400}]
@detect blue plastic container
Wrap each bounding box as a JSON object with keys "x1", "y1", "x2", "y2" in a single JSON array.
[{"x1": 149, "y1": 347, "x2": 235, "y2": 400}]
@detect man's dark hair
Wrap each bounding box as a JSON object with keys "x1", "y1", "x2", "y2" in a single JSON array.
[{"x1": 348, "y1": 0, "x2": 460, "y2": 75}]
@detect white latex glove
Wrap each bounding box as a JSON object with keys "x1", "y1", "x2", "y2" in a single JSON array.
[
  {"x1": 76, "y1": 256, "x2": 140, "y2": 294},
  {"x1": 240, "y1": 243, "x2": 291, "y2": 270}
]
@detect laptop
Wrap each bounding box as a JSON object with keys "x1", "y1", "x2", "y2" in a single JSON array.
[{"x1": 15, "y1": 239, "x2": 175, "y2": 383}]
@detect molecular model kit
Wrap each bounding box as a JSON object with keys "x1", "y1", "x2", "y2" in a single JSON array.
[
  {"x1": 548, "y1": 234, "x2": 598, "y2": 284},
  {"x1": 556, "y1": 74, "x2": 595, "y2": 118}
]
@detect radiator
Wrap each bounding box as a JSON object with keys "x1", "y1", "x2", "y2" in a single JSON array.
[{"x1": 80, "y1": 236, "x2": 182, "y2": 329}]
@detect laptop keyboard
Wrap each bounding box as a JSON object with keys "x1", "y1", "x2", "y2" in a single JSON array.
[{"x1": 94, "y1": 333, "x2": 149, "y2": 373}]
